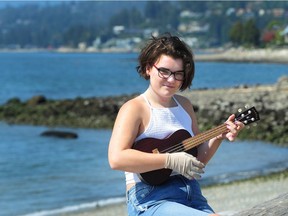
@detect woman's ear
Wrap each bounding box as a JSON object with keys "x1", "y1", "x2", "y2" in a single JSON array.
[{"x1": 146, "y1": 65, "x2": 152, "y2": 77}]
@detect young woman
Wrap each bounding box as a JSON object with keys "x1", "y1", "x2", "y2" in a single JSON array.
[{"x1": 108, "y1": 34, "x2": 244, "y2": 216}]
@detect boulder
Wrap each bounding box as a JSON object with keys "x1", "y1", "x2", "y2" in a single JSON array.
[
  {"x1": 27, "y1": 95, "x2": 47, "y2": 106},
  {"x1": 40, "y1": 130, "x2": 78, "y2": 139},
  {"x1": 233, "y1": 192, "x2": 288, "y2": 216}
]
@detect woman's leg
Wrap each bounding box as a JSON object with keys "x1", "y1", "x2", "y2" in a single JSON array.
[
  {"x1": 141, "y1": 201, "x2": 213, "y2": 216},
  {"x1": 187, "y1": 179, "x2": 215, "y2": 213},
  {"x1": 127, "y1": 176, "x2": 216, "y2": 216}
]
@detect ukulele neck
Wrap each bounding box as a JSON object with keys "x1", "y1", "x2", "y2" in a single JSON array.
[{"x1": 182, "y1": 123, "x2": 227, "y2": 151}]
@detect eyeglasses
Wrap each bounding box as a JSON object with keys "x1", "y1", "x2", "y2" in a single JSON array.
[{"x1": 153, "y1": 65, "x2": 185, "y2": 81}]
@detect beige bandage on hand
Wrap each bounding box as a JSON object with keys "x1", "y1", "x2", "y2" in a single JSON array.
[{"x1": 164, "y1": 152, "x2": 205, "y2": 180}]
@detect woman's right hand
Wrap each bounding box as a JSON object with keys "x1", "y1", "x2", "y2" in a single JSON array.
[{"x1": 164, "y1": 152, "x2": 205, "y2": 180}]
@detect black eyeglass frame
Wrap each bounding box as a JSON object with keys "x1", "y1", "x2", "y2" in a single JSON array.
[{"x1": 153, "y1": 64, "x2": 185, "y2": 81}]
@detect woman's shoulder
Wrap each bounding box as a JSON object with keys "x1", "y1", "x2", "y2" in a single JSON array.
[
  {"x1": 119, "y1": 95, "x2": 146, "y2": 113},
  {"x1": 174, "y1": 94, "x2": 196, "y2": 114},
  {"x1": 174, "y1": 94, "x2": 192, "y2": 106}
]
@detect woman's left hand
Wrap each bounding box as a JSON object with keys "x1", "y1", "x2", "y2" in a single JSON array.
[{"x1": 217, "y1": 114, "x2": 245, "y2": 141}]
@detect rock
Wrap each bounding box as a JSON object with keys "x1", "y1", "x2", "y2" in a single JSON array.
[
  {"x1": 233, "y1": 192, "x2": 288, "y2": 216},
  {"x1": 276, "y1": 75, "x2": 288, "y2": 91},
  {"x1": 181, "y1": 77, "x2": 288, "y2": 145},
  {"x1": 27, "y1": 95, "x2": 47, "y2": 106},
  {"x1": 6, "y1": 97, "x2": 22, "y2": 105},
  {"x1": 40, "y1": 130, "x2": 78, "y2": 139}
]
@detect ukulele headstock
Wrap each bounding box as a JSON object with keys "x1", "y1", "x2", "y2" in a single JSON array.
[{"x1": 236, "y1": 106, "x2": 260, "y2": 126}]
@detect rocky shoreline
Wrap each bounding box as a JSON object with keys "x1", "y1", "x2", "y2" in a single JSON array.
[
  {"x1": 0, "y1": 76, "x2": 287, "y2": 145},
  {"x1": 182, "y1": 76, "x2": 288, "y2": 146}
]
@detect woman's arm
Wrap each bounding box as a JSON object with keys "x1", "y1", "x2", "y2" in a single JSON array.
[
  {"x1": 177, "y1": 95, "x2": 244, "y2": 165},
  {"x1": 108, "y1": 97, "x2": 167, "y2": 173},
  {"x1": 197, "y1": 114, "x2": 245, "y2": 164}
]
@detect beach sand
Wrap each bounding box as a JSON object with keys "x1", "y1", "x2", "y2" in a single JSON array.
[{"x1": 64, "y1": 171, "x2": 288, "y2": 216}]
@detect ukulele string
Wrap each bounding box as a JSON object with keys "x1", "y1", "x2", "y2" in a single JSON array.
[
  {"x1": 159, "y1": 107, "x2": 258, "y2": 154},
  {"x1": 183, "y1": 111, "x2": 256, "y2": 151},
  {"x1": 159, "y1": 124, "x2": 227, "y2": 153},
  {"x1": 183, "y1": 124, "x2": 227, "y2": 151},
  {"x1": 158, "y1": 110, "x2": 254, "y2": 154}
]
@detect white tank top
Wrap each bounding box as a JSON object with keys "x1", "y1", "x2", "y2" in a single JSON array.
[{"x1": 125, "y1": 94, "x2": 194, "y2": 185}]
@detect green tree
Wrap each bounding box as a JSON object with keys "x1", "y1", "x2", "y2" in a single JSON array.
[
  {"x1": 109, "y1": 8, "x2": 143, "y2": 28},
  {"x1": 144, "y1": 1, "x2": 179, "y2": 30},
  {"x1": 242, "y1": 19, "x2": 260, "y2": 47},
  {"x1": 63, "y1": 25, "x2": 95, "y2": 47},
  {"x1": 262, "y1": 20, "x2": 286, "y2": 46},
  {"x1": 229, "y1": 21, "x2": 244, "y2": 45}
]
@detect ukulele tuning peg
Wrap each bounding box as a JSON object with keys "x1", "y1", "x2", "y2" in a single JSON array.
[
  {"x1": 238, "y1": 108, "x2": 242, "y2": 113},
  {"x1": 245, "y1": 104, "x2": 250, "y2": 109},
  {"x1": 246, "y1": 125, "x2": 251, "y2": 129},
  {"x1": 253, "y1": 123, "x2": 258, "y2": 127}
]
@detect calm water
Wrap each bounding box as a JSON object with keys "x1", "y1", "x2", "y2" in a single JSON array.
[
  {"x1": 0, "y1": 52, "x2": 288, "y2": 216},
  {"x1": 1, "y1": 52, "x2": 287, "y2": 105}
]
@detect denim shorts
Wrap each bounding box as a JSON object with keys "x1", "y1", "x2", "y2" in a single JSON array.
[{"x1": 126, "y1": 175, "x2": 214, "y2": 216}]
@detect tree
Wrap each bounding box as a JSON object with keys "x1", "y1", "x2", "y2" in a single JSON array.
[
  {"x1": 261, "y1": 20, "x2": 286, "y2": 46},
  {"x1": 144, "y1": 1, "x2": 179, "y2": 30},
  {"x1": 109, "y1": 8, "x2": 144, "y2": 28},
  {"x1": 229, "y1": 21, "x2": 243, "y2": 45},
  {"x1": 242, "y1": 19, "x2": 260, "y2": 47},
  {"x1": 63, "y1": 25, "x2": 95, "y2": 47}
]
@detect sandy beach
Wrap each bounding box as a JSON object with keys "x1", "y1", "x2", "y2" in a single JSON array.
[{"x1": 64, "y1": 171, "x2": 288, "y2": 216}]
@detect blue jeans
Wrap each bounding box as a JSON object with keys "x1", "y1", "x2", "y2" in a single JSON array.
[{"x1": 127, "y1": 175, "x2": 214, "y2": 216}]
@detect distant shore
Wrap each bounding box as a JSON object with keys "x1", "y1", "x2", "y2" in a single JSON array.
[
  {"x1": 1, "y1": 47, "x2": 288, "y2": 64},
  {"x1": 195, "y1": 47, "x2": 288, "y2": 64},
  {"x1": 62, "y1": 170, "x2": 288, "y2": 216}
]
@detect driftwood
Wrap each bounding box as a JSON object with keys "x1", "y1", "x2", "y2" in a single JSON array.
[{"x1": 233, "y1": 192, "x2": 288, "y2": 216}]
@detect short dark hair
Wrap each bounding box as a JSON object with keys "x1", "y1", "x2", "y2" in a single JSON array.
[{"x1": 137, "y1": 33, "x2": 195, "y2": 91}]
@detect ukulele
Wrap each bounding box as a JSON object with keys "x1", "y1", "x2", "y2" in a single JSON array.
[{"x1": 132, "y1": 107, "x2": 260, "y2": 186}]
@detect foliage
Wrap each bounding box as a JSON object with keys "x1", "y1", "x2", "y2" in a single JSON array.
[
  {"x1": 229, "y1": 18, "x2": 286, "y2": 47},
  {"x1": 144, "y1": 1, "x2": 180, "y2": 30},
  {"x1": 242, "y1": 19, "x2": 261, "y2": 47},
  {"x1": 262, "y1": 20, "x2": 286, "y2": 46},
  {"x1": 0, "y1": 1, "x2": 287, "y2": 48},
  {"x1": 229, "y1": 21, "x2": 244, "y2": 45}
]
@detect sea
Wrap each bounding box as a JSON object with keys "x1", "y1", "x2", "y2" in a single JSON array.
[{"x1": 0, "y1": 52, "x2": 288, "y2": 216}]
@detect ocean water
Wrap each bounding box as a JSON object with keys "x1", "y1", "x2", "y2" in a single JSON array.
[
  {"x1": 1, "y1": 52, "x2": 287, "y2": 105},
  {"x1": 0, "y1": 52, "x2": 288, "y2": 216},
  {"x1": 0, "y1": 122, "x2": 288, "y2": 216}
]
